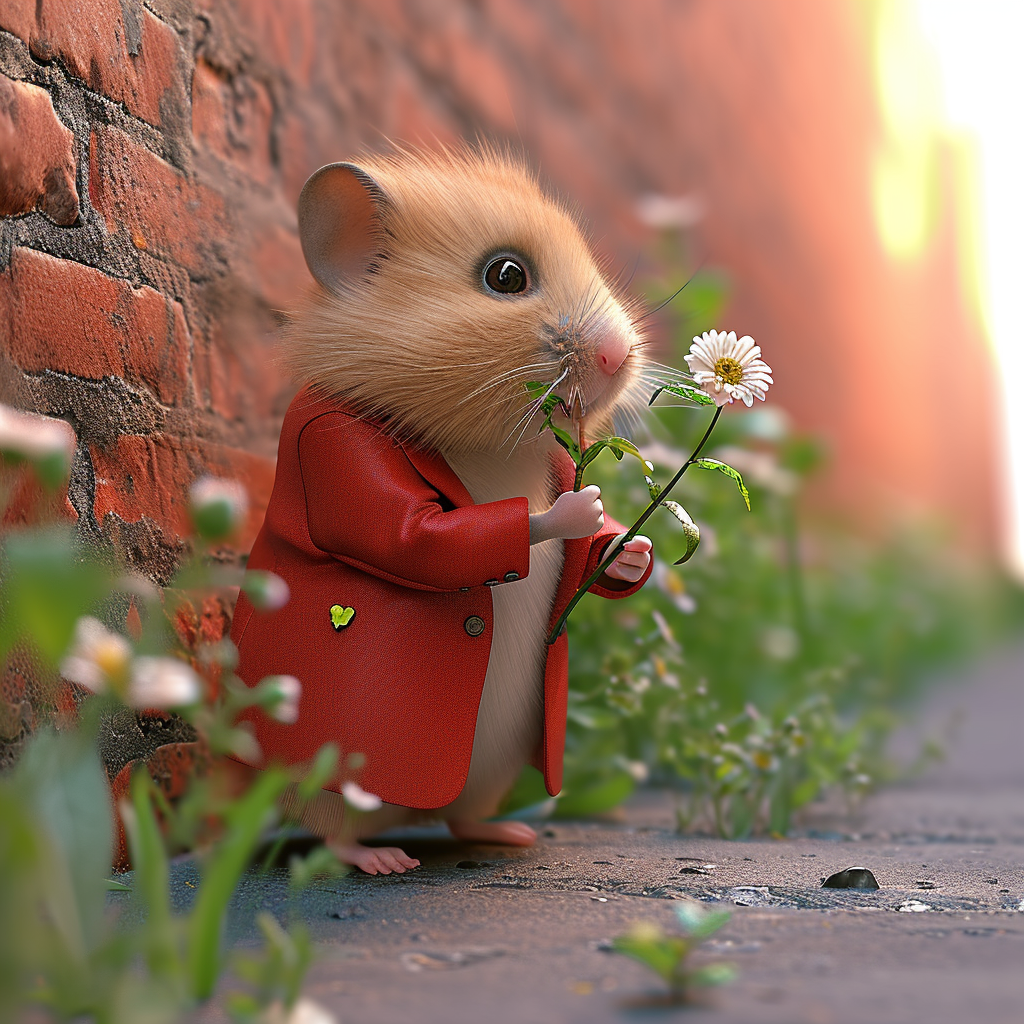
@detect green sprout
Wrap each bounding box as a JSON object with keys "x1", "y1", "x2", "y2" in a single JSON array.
[{"x1": 612, "y1": 901, "x2": 737, "y2": 1004}]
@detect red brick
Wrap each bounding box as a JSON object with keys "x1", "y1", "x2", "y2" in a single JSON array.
[
  {"x1": 191, "y1": 60, "x2": 275, "y2": 186},
  {"x1": 246, "y1": 218, "x2": 310, "y2": 310},
  {"x1": 89, "y1": 125, "x2": 230, "y2": 276},
  {"x1": 0, "y1": 75, "x2": 79, "y2": 224},
  {"x1": 0, "y1": 0, "x2": 185, "y2": 129},
  {"x1": 91, "y1": 432, "x2": 194, "y2": 538},
  {"x1": 0, "y1": 248, "x2": 189, "y2": 405}
]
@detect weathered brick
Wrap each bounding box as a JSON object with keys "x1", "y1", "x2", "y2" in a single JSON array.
[
  {"x1": 91, "y1": 432, "x2": 194, "y2": 538},
  {"x1": 246, "y1": 218, "x2": 309, "y2": 311},
  {"x1": 0, "y1": 248, "x2": 189, "y2": 406},
  {"x1": 89, "y1": 124, "x2": 229, "y2": 276},
  {"x1": 0, "y1": 0, "x2": 186, "y2": 129},
  {"x1": 0, "y1": 75, "x2": 79, "y2": 225},
  {"x1": 191, "y1": 60, "x2": 275, "y2": 186}
]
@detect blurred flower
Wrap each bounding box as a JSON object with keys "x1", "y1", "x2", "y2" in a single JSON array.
[
  {"x1": 0, "y1": 403, "x2": 75, "y2": 487},
  {"x1": 129, "y1": 656, "x2": 201, "y2": 708},
  {"x1": 261, "y1": 674, "x2": 301, "y2": 723},
  {"x1": 243, "y1": 570, "x2": 291, "y2": 610},
  {"x1": 229, "y1": 723, "x2": 262, "y2": 763},
  {"x1": 653, "y1": 561, "x2": 697, "y2": 614},
  {"x1": 651, "y1": 609, "x2": 679, "y2": 649},
  {"x1": 760, "y1": 625, "x2": 800, "y2": 661},
  {"x1": 342, "y1": 780, "x2": 383, "y2": 812},
  {"x1": 286, "y1": 998, "x2": 337, "y2": 1024},
  {"x1": 685, "y1": 330, "x2": 773, "y2": 407},
  {"x1": 61, "y1": 616, "x2": 131, "y2": 693},
  {"x1": 635, "y1": 193, "x2": 705, "y2": 229},
  {"x1": 189, "y1": 476, "x2": 248, "y2": 540},
  {"x1": 713, "y1": 445, "x2": 797, "y2": 497}
]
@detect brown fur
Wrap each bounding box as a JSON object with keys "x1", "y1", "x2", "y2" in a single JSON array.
[{"x1": 283, "y1": 145, "x2": 648, "y2": 453}]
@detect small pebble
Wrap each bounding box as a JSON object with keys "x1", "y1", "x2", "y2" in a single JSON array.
[
  {"x1": 822, "y1": 867, "x2": 879, "y2": 890},
  {"x1": 916, "y1": 879, "x2": 938, "y2": 889},
  {"x1": 896, "y1": 899, "x2": 933, "y2": 913}
]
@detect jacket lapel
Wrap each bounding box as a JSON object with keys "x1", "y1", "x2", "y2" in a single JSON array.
[{"x1": 400, "y1": 443, "x2": 475, "y2": 509}]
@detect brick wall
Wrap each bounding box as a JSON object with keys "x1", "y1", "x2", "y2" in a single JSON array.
[{"x1": 0, "y1": 0, "x2": 1000, "y2": 569}]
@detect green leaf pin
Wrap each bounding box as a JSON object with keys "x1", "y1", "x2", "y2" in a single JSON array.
[{"x1": 330, "y1": 605, "x2": 356, "y2": 630}]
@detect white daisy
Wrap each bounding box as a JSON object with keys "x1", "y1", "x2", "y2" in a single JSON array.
[
  {"x1": 61, "y1": 616, "x2": 132, "y2": 694},
  {"x1": 128, "y1": 656, "x2": 201, "y2": 708},
  {"x1": 684, "y1": 330, "x2": 773, "y2": 407}
]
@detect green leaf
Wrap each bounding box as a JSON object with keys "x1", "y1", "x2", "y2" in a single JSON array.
[
  {"x1": 0, "y1": 528, "x2": 113, "y2": 667},
  {"x1": 649, "y1": 382, "x2": 716, "y2": 407},
  {"x1": 692, "y1": 458, "x2": 751, "y2": 510},
  {"x1": 187, "y1": 768, "x2": 290, "y2": 1000},
  {"x1": 297, "y1": 743, "x2": 340, "y2": 801},
  {"x1": 547, "y1": 424, "x2": 582, "y2": 465},
  {"x1": 580, "y1": 437, "x2": 653, "y2": 475},
  {"x1": 524, "y1": 381, "x2": 567, "y2": 420},
  {"x1": 123, "y1": 768, "x2": 179, "y2": 983},
  {"x1": 675, "y1": 902, "x2": 732, "y2": 940},
  {"x1": 104, "y1": 878, "x2": 132, "y2": 892},
  {"x1": 689, "y1": 963, "x2": 738, "y2": 988},
  {"x1": 612, "y1": 931, "x2": 687, "y2": 984},
  {"x1": 15, "y1": 727, "x2": 114, "y2": 955},
  {"x1": 661, "y1": 501, "x2": 700, "y2": 564},
  {"x1": 554, "y1": 772, "x2": 635, "y2": 817}
]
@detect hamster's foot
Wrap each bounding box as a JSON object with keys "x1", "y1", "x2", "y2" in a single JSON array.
[
  {"x1": 327, "y1": 840, "x2": 421, "y2": 875},
  {"x1": 447, "y1": 819, "x2": 537, "y2": 847}
]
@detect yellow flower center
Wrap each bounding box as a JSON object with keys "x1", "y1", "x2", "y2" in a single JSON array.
[
  {"x1": 95, "y1": 638, "x2": 130, "y2": 682},
  {"x1": 713, "y1": 356, "x2": 744, "y2": 385}
]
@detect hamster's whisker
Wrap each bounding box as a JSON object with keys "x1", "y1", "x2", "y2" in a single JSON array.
[
  {"x1": 500, "y1": 367, "x2": 569, "y2": 448},
  {"x1": 457, "y1": 362, "x2": 557, "y2": 405}
]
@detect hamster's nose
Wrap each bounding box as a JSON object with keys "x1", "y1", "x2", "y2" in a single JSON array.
[{"x1": 596, "y1": 331, "x2": 631, "y2": 376}]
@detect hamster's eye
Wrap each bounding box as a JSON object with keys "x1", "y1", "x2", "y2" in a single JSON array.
[{"x1": 483, "y1": 256, "x2": 529, "y2": 295}]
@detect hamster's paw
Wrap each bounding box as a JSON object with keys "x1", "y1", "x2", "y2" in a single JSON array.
[
  {"x1": 447, "y1": 819, "x2": 537, "y2": 847},
  {"x1": 327, "y1": 841, "x2": 421, "y2": 875}
]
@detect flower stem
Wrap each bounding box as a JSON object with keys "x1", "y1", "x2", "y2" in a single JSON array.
[{"x1": 546, "y1": 405, "x2": 723, "y2": 644}]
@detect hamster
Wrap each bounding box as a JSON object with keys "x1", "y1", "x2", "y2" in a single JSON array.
[{"x1": 230, "y1": 146, "x2": 654, "y2": 874}]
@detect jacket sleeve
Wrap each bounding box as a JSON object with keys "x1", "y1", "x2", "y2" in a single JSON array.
[
  {"x1": 583, "y1": 512, "x2": 654, "y2": 600},
  {"x1": 297, "y1": 412, "x2": 531, "y2": 592}
]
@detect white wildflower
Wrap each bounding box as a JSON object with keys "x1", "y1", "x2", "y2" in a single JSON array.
[
  {"x1": 760, "y1": 625, "x2": 800, "y2": 661},
  {"x1": 129, "y1": 656, "x2": 201, "y2": 708},
  {"x1": 685, "y1": 330, "x2": 773, "y2": 407},
  {"x1": 286, "y1": 998, "x2": 338, "y2": 1024},
  {"x1": 652, "y1": 560, "x2": 697, "y2": 614},
  {"x1": 61, "y1": 616, "x2": 132, "y2": 694},
  {"x1": 262, "y1": 674, "x2": 301, "y2": 723},
  {"x1": 243, "y1": 570, "x2": 291, "y2": 610},
  {"x1": 0, "y1": 404, "x2": 75, "y2": 463},
  {"x1": 342, "y1": 780, "x2": 383, "y2": 812}
]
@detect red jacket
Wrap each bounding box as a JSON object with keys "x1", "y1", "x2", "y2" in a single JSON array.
[{"x1": 231, "y1": 388, "x2": 652, "y2": 809}]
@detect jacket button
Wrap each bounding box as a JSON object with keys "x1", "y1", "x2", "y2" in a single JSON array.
[
  {"x1": 503, "y1": 571, "x2": 520, "y2": 582},
  {"x1": 464, "y1": 615, "x2": 486, "y2": 637}
]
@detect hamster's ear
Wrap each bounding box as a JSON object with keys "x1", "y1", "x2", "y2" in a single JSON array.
[{"x1": 298, "y1": 162, "x2": 386, "y2": 294}]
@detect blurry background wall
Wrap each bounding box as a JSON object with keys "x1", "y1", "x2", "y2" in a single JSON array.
[{"x1": 0, "y1": 0, "x2": 999, "y2": 578}]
